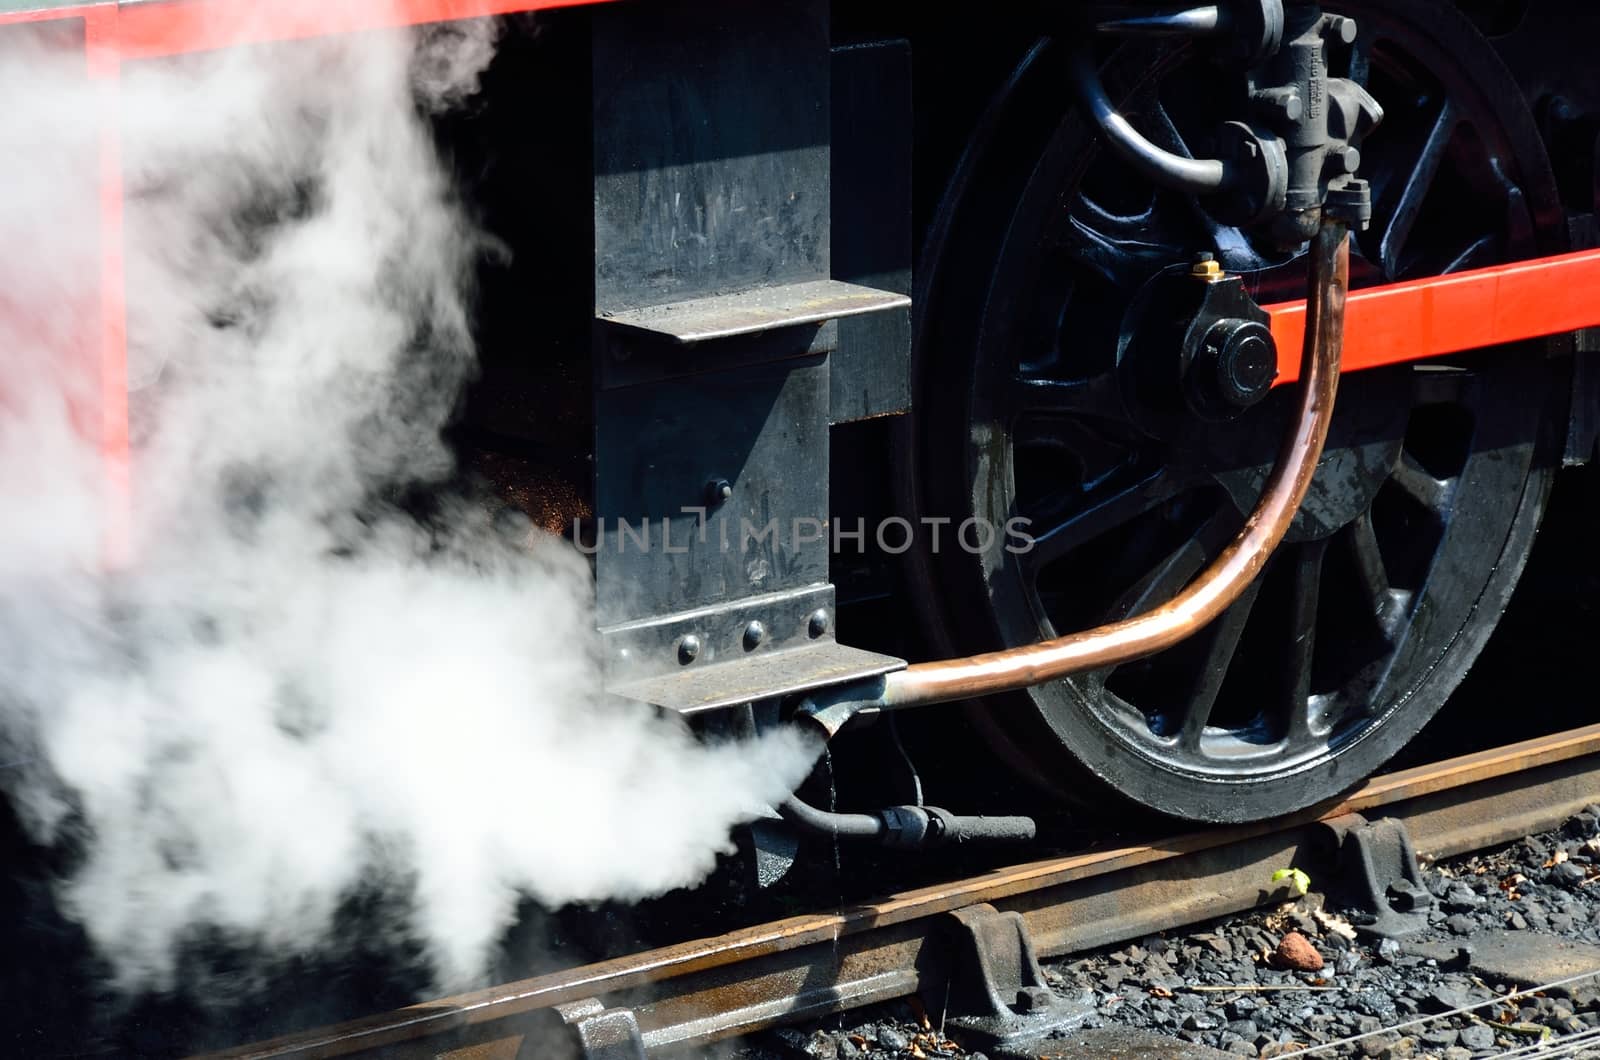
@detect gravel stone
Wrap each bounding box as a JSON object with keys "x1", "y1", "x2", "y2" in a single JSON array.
[
  {"x1": 1358, "y1": 1036, "x2": 1393, "y2": 1059},
  {"x1": 1419, "y1": 1026, "x2": 1458, "y2": 1048},
  {"x1": 1566, "y1": 810, "x2": 1600, "y2": 838},
  {"x1": 1273, "y1": 932, "x2": 1324, "y2": 971},
  {"x1": 1424, "y1": 985, "x2": 1469, "y2": 1014},
  {"x1": 1444, "y1": 884, "x2": 1483, "y2": 913},
  {"x1": 876, "y1": 1026, "x2": 907, "y2": 1051},
  {"x1": 1226, "y1": 997, "x2": 1260, "y2": 1019},
  {"x1": 1552, "y1": 861, "x2": 1587, "y2": 887},
  {"x1": 746, "y1": 820, "x2": 1600, "y2": 1060}
]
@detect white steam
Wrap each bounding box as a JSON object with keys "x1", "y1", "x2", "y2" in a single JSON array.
[{"x1": 0, "y1": 15, "x2": 817, "y2": 994}]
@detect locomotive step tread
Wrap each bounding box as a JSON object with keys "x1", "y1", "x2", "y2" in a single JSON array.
[{"x1": 599, "y1": 279, "x2": 910, "y2": 344}]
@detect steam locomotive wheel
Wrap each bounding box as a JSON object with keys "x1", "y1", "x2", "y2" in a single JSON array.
[{"x1": 907, "y1": 0, "x2": 1567, "y2": 821}]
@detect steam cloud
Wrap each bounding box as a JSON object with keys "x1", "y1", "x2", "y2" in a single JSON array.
[{"x1": 0, "y1": 12, "x2": 817, "y2": 995}]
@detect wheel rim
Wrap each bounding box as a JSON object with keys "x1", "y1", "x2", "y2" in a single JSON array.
[{"x1": 911, "y1": 0, "x2": 1564, "y2": 820}]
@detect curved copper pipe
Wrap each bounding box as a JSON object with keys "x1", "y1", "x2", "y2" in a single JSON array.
[{"x1": 882, "y1": 220, "x2": 1349, "y2": 710}]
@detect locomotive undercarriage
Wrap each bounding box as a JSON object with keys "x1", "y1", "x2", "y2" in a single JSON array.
[
  {"x1": 8, "y1": 0, "x2": 1598, "y2": 842},
  {"x1": 432, "y1": 0, "x2": 1600, "y2": 842}
]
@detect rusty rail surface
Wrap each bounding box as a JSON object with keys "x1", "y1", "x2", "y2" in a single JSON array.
[{"x1": 209, "y1": 723, "x2": 1600, "y2": 1060}]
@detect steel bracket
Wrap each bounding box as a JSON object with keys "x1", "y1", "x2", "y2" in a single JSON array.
[
  {"x1": 1321, "y1": 813, "x2": 1433, "y2": 939},
  {"x1": 939, "y1": 904, "x2": 1091, "y2": 1051},
  {"x1": 558, "y1": 999, "x2": 647, "y2": 1060}
]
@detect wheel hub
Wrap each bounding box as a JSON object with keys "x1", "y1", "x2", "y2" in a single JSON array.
[{"x1": 1190, "y1": 317, "x2": 1276, "y2": 413}]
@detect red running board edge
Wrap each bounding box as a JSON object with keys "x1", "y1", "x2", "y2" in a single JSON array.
[{"x1": 1266, "y1": 248, "x2": 1600, "y2": 386}]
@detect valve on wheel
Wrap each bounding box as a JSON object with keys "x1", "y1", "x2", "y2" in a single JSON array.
[
  {"x1": 1075, "y1": 0, "x2": 1383, "y2": 243},
  {"x1": 1258, "y1": 4, "x2": 1384, "y2": 242}
]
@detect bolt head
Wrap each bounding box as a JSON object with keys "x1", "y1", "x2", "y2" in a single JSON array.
[
  {"x1": 1015, "y1": 986, "x2": 1054, "y2": 1014},
  {"x1": 677, "y1": 635, "x2": 702, "y2": 665},
  {"x1": 705, "y1": 478, "x2": 733, "y2": 506},
  {"x1": 742, "y1": 621, "x2": 766, "y2": 651},
  {"x1": 807, "y1": 609, "x2": 831, "y2": 638},
  {"x1": 1212, "y1": 324, "x2": 1277, "y2": 408},
  {"x1": 1191, "y1": 319, "x2": 1278, "y2": 416}
]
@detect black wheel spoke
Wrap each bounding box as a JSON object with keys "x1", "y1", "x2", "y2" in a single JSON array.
[
  {"x1": 1491, "y1": 158, "x2": 1538, "y2": 259},
  {"x1": 1013, "y1": 371, "x2": 1126, "y2": 425},
  {"x1": 1391, "y1": 450, "x2": 1452, "y2": 513},
  {"x1": 1378, "y1": 101, "x2": 1456, "y2": 280},
  {"x1": 1023, "y1": 469, "x2": 1181, "y2": 572},
  {"x1": 1014, "y1": 419, "x2": 1139, "y2": 488},
  {"x1": 1057, "y1": 198, "x2": 1189, "y2": 289},
  {"x1": 1346, "y1": 511, "x2": 1411, "y2": 641},
  {"x1": 1104, "y1": 507, "x2": 1232, "y2": 622},
  {"x1": 1145, "y1": 102, "x2": 1269, "y2": 272},
  {"x1": 1439, "y1": 232, "x2": 1499, "y2": 275},
  {"x1": 1283, "y1": 539, "x2": 1328, "y2": 744},
  {"x1": 1178, "y1": 577, "x2": 1261, "y2": 750},
  {"x1": 1145, "y1": 100, "x2": 1196, "y2": 159}
]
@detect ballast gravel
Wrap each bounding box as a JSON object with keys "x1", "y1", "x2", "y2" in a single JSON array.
[{"x1": 750, "y1": 806, "x2": 1600, "y2": 1059}]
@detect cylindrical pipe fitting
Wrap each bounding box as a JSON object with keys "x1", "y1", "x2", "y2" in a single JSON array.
[
  {"x1": 1067, "y1": 47, "x2": 1233, "y2": 195},
  {"x1": 779, "y1": 796, "x2": 1038, "y2": 847},
  {"x1": 881, "y1": 220, "x2": 1348, "y2": 709},
  {"x1": 1095, "y1": 6, "x2": 1223, "y2": 35},
  {"x1": 778, "y1": 796, "x2": 884, "y2": 840}
]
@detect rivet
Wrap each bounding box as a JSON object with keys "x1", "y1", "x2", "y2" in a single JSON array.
[
  {"x1": 705, "y1": 478, "x2": 734, "y2": 506},
  {"x1": 807, "y1": 609, "x2": 830, "y2": 638},
  {"x1": 743, "y1": 621, "x2": 766, "y2": 651},
  {"x1": 678, "y1": 634, "x2": 702, "y2": 665}
]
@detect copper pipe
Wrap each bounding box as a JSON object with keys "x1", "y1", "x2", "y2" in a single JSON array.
[{"x1": 882, "y1": 220, "x2": 1349, "y2": 710}]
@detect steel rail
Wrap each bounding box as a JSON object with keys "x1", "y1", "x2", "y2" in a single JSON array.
[{"x1": 207, "y1": 722, "x2": 1600, "y2": 1060}]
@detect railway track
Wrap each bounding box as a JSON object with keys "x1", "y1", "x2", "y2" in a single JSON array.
[{"x1": 212, "y1": 723, "x2": 1600, "y2": 1060}]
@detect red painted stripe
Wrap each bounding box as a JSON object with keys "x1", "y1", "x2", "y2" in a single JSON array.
[
  {"x1": 0, "y1": 3, "x2": 111, "y2": 29},
  {"x1": 1266, "y1": 248, "x2": 1600, "y2": 385},
  {"x1": 88, "y1": 5, "x2": 130, "y2": 565},
  {"x1": 0, "y1": 0, "x2": 617, "y2": 52},
  {"x1": 116, "y1": 0, "x2": 618, "y2": 59}
]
